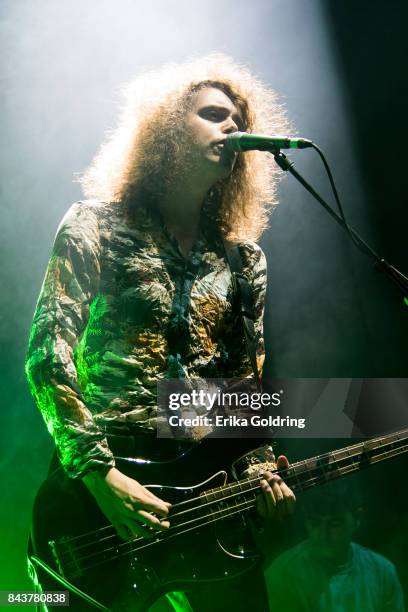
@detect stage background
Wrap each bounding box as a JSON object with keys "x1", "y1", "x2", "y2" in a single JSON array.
[{"x1": 1, "y1": 0, "x2": 407, "y2": 601}]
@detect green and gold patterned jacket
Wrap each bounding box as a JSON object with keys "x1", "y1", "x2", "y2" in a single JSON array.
[{"x1": 25, "y1": 200, "x2": 267, "y2": 478}]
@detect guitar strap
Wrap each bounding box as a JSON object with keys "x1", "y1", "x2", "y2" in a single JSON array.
[{"x1": 223, "y1": 240, "x2": 262, "y2": 391}]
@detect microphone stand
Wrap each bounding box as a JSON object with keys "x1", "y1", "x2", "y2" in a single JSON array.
[{"x1": 273, "y1": 150, "x2": 408, "y2": 306}]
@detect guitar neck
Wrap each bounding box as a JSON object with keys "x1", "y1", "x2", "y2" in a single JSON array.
[
  {"x1": 198, "y1": 428, "x2": 408, "y2": 519},
  {"x1": 282, "y1": 427, "x2": 408, "y2": 493}
]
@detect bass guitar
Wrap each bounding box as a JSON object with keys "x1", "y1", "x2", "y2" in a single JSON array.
[{"x1": 29, "y1": 428, "x2": 408, "y2": 611}]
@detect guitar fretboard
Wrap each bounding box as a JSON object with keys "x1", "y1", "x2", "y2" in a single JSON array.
[{"x1": 195, "y1": 428, "x2": 408, "y2": 519}]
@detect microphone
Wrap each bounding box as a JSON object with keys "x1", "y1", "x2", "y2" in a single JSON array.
[{"x1": 225, "y1": 132, "x2": 313, "y2": 152}]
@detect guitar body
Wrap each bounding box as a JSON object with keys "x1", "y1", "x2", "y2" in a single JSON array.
[
  {"x1": 30, "y1": 428, "x2": 408, "y2": 610},
  {"x1": 30, "y1": 441, "x2": 265, "y2": 611}
]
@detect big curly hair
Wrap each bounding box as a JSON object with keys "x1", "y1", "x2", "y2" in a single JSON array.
[{"x1": 80, "y1": 54, "x2": 291, "y2": 241}]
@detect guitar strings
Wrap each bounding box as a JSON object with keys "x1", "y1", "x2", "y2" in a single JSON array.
[
  {"x1": 56, "y1": 432, "x2": 408, "y2": 561},
  {"x1": 58, "y1": 439, "x2": 408, "y2": 573},
  {"x1": 77, "y1": 443, "x2": 408, "y2": 573},
  {"x1": 60, "y1": 430, "x2": 405, "y2": 548},
  {"x1": 64, "y1": 498, "x2": 258, "y2": 573},
  {"x1": 62, "y1": 439, "x2": 408, "y2": 575},
  {"x1": 60, "y1": 428, "x2": 408, "y2": 549}
]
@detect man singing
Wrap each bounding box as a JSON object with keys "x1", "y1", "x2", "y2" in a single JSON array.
[{"x1": 26, "y1": 54, "x2": 295, "y2": 611}]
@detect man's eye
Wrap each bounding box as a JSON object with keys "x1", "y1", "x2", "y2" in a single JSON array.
[{"x1": 202, "y1": 109, "x2": 223, "y2": 121}]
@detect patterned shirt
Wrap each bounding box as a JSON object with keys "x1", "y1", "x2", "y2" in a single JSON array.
[{"x1": 25, "y1": 200, "x2": 267, "y2": 478}]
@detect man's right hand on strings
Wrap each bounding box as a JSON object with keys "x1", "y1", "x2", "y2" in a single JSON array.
[{"x1": 83, "y1": 467, "x2": 171, "y2": 541}]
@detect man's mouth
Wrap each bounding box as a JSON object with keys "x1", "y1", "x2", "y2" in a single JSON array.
[{"x1": 211, "y1": 140, "x2": 236, "y2": 166}]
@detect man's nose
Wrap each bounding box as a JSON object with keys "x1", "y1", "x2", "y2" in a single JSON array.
[{"x1": 222, "y1": 117, "x2": 239, "y2": 134}]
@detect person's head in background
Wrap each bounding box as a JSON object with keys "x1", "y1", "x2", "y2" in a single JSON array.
[{"x1": 303, "y1": 482, "x2": 363, "y2": 565}]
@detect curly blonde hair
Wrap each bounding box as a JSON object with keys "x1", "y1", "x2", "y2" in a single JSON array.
[{"x1": 80, "y1": 54, "x2": 291, "y2": 241}]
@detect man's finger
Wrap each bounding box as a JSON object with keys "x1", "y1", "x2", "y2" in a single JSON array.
[
  {"x1": 276, "y1": 455, "x2": 290, "y2": 469},
  {"x1": 279, "y1": 482, "x2": 296, "y2": 514},
  {"x1": 130, "y1": 495, "x2": 171, "y2": 518},
  {"x1": 260, "y1": 478, "x2": 277, "y2": 517},
  {"x1": 269, "y1": 480, "x2": 284, "y2": 503},
  {"x1": 145, "y1": 488, "x2": 172, "y2": 508},
  {"x1": 137, "y1": 509, "x2": 170, "y2": 530}
]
